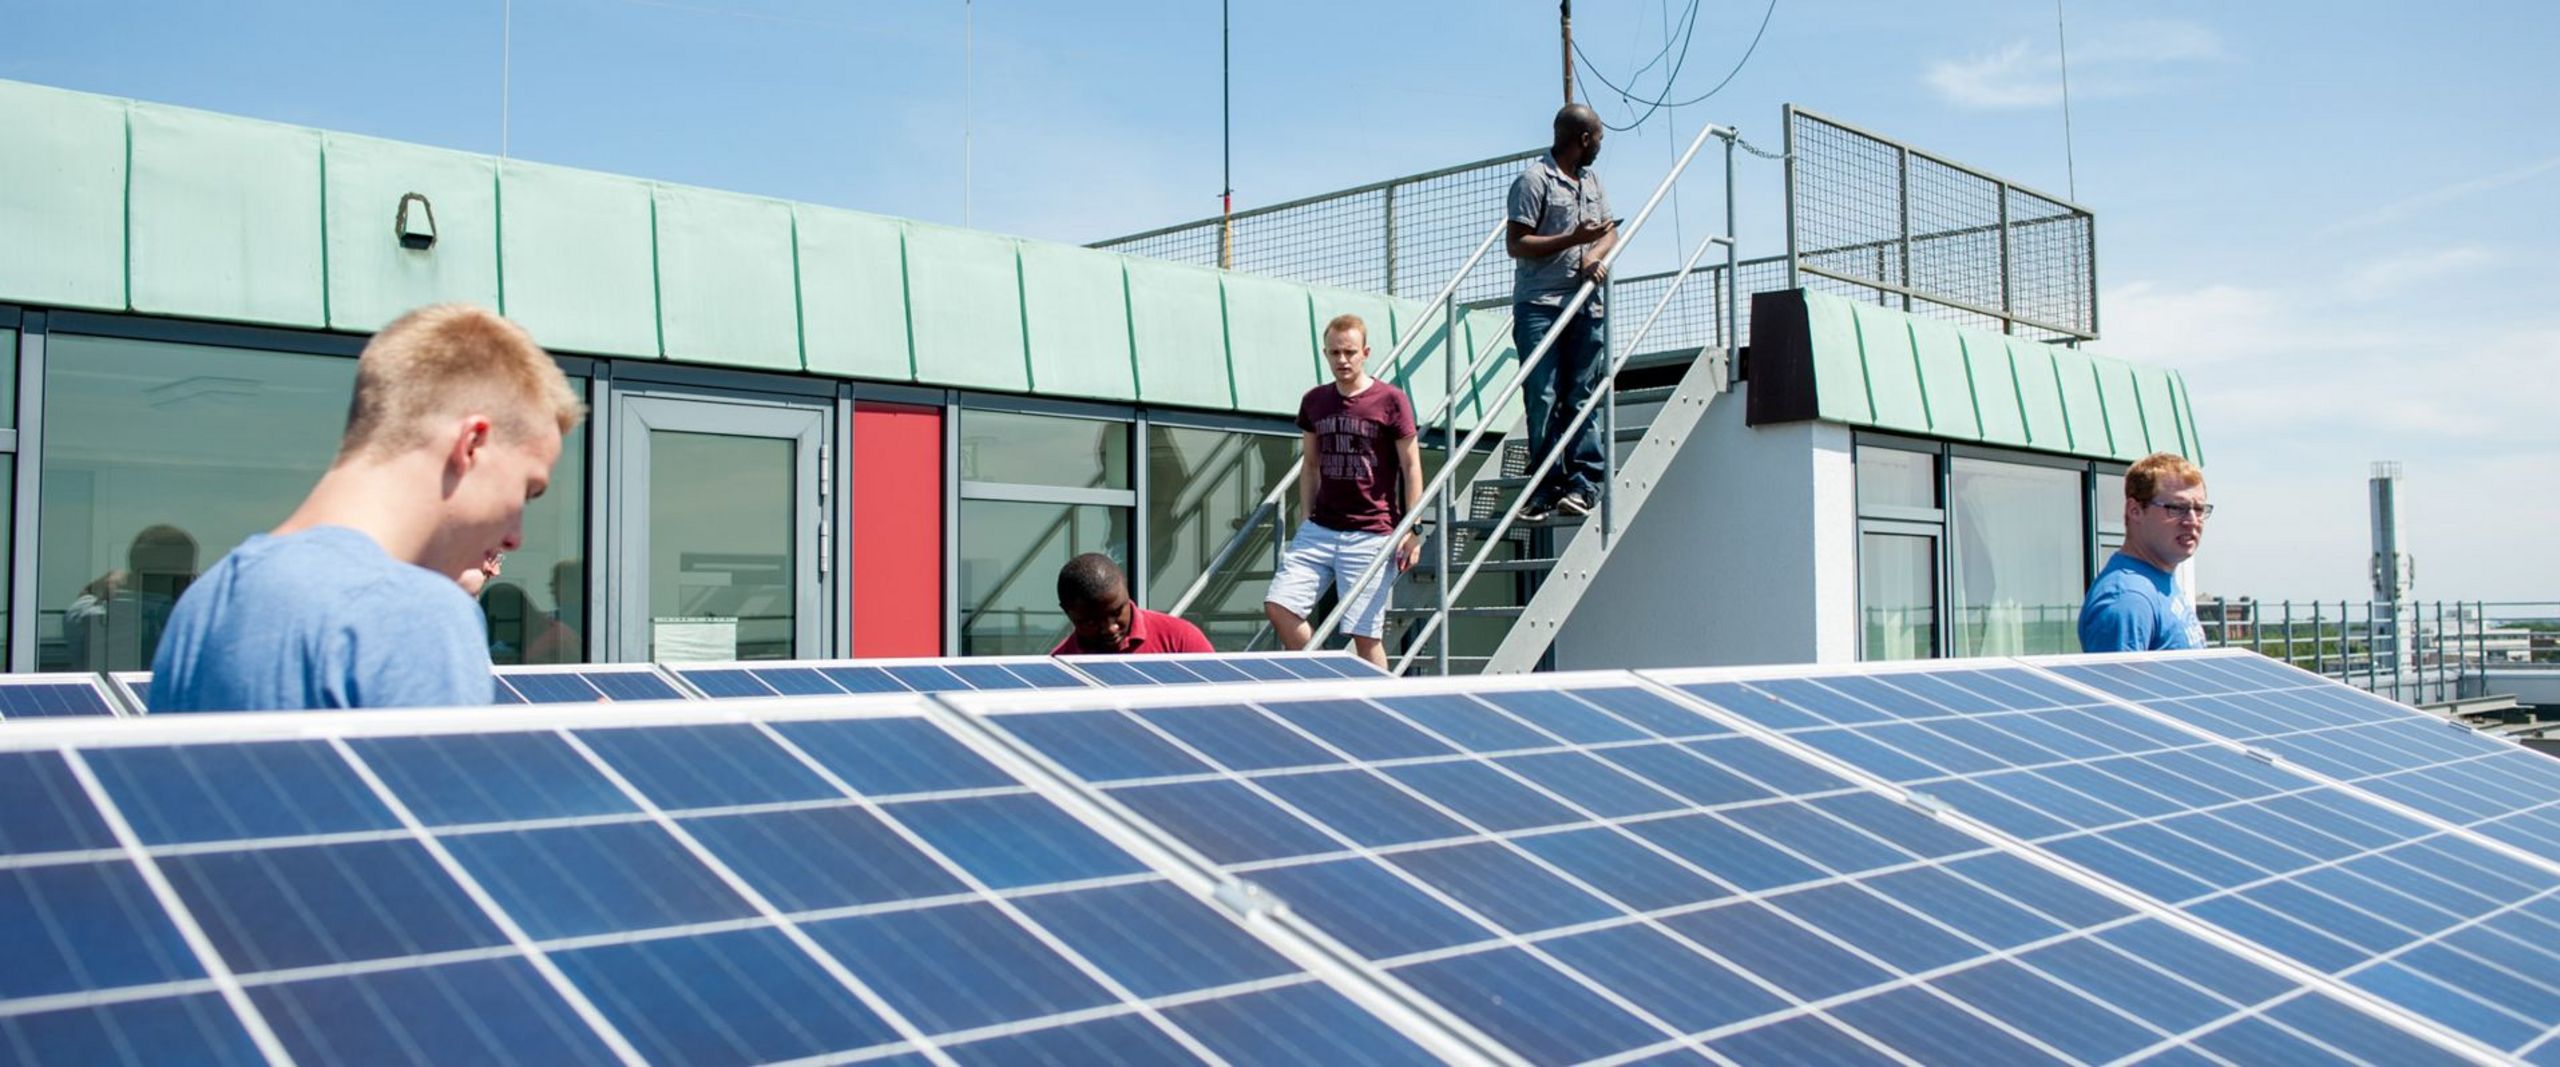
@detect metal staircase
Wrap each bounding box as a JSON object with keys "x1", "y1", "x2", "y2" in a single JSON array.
[{"x1": 1168, "y1": 119, "x2": 1752, "y2": 675}]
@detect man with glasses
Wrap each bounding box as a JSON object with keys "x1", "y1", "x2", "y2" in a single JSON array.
[
  {"x1": 2079, "y1": 452, "x2": 2212, "y2": 652},
  {"x1": 1506, "y1": 103, "x2": 1617, "y2": 522}
]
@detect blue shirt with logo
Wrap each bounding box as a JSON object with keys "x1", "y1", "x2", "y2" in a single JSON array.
[
  {"x1": 2078, "y1": 551, "x2": 2205, "y2": 653},
  {"x1": 150, "y1": 526, "x2": 495, "y2": 712}
]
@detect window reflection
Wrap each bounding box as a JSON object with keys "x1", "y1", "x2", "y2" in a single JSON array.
[
  {"x1": 1950, "y1": 458, "x2": 2083, "y2": 656},
  {"x1": 960, "y1": 500, "x2": 1123, "y2": 655},
  {"x1": 959, "y1": 409, "x2": 1129, "y2": 489},
  {"x1": 1861, "y1": 532, "x2": 1936, "y2": 660},
  {"x1": 1145, "y1": 425, "x2": 1295, "y2": 650},
  {"x1": 38, "y1": 333, "x2": 586, "y2": 671}
]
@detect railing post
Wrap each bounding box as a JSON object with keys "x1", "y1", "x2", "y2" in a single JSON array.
[
  {"x1": 2367, "y1": 600, "x2": 2379, "y2": 695},
  {"x1": 2434, "y1": 600, "x2": 2446, "y2": 702},
  {"x1": 1437, "y1": 288, "x2": 1456, "y2": 677},
  {"x1": 1381, "y1": 183, "x2": 1398, "y2": 297},
  {"x1": 1997, "y1": 179, "x2": 2015, "y2": 336},
  {"x1": 1896, "y1": 143, "x2": 1913, "y2": 313},
  {"x1": 1782, "y1": 104, "x2": 1800, "y2": 291},
  {"x1": 1724, "y1": 132, "x2": 1741, "y2": 379},
  {"x1": 2311, "y1": 600, "x2": 2324, "y2": 675}
]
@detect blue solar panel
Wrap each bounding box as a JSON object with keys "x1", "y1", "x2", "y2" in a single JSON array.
[
  {"x1": 0, "y1": 696, "x2": 1436, "y2": 1065},
  {"x1": 948, "y1": 670, "x2": 2467, "y2": 1064},
  {"x1": 1658, "y1": 657, "x2": 2560, "y2": 1060},
  {"x1": 665, "y1": 656, "x2": 1098, "y2": 699},
  {"x1": 108, "y1": 667, "x2": 689, "y2": 712},
  {"x1": 0, "y1": 674, "x2": 123, "y2": 719},
  {"x1": 1059, "y1": 651, "x2": 1387, "y2": 686}
]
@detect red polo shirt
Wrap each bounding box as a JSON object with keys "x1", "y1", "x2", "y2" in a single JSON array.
[{"x1": 1052, "y1": 608, "x2": 1216, "y2": 656}]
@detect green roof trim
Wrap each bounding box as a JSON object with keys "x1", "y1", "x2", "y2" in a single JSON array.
[
  {"x1": 1747, "y1": 288, "x2": 2204, "y2": 465},
  {"x1": 0, "y1": 78, "x2": 1499, "y2": 430}
]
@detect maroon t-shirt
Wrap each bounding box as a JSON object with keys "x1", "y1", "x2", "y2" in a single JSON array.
[{"x1": 1296, "y1": 379, "x2": 1417, "y2": 534}]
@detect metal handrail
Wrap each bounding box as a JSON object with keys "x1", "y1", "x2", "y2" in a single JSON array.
[
  {"x1": 1166, "y1": 217, "x2": 1512, "y2": 621},
  {"x1": 1307, "y1": 120, "x2": 1737, "y2": 651},
  {"x1": 1390, "y1": 226, "x2": 1733, "y2": 673}
]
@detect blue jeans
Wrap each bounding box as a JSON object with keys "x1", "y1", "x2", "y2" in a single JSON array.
[{"x1": 1514, "y1": 300, "x2": 1608, "y2": 502}]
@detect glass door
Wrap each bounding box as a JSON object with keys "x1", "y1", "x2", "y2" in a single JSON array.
[{"x1": 610, "y1": 392, "x2": 828, "y2": 662}]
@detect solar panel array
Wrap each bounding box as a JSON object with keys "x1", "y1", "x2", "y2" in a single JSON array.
[
  {"x1": 99, "y1": 652, "x2": 1387, "y2": 715},
  {"x1": 3, "y1": 648, "x2": 2552, "y2": 1065}
]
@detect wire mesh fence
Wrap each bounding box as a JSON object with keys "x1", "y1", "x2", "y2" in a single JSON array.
[
  {"x1": 1786, "y1": 106, "x2": 2097, "y2": 340},
  {"x1": 1093, "y1": 149, "x2": 1540, "y2": 305}
]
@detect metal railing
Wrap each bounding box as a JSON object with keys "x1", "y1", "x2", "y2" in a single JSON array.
[
  {"x1": 1784, "y1": 105, "x2": 2098, "y2": 342},
  {"x1": 1168, "y1": 118, "x2": 1748, "y2": 671},
  {"x1": 1093, "y1": 148, "x2": 1541, "y2": 306},
  {"x1": 2200, "y1": 598, "x2": 2560, "y2": 708}
]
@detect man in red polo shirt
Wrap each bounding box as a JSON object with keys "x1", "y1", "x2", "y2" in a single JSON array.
[{"x1": 1051, "y1": 553, "x2": 1215, "y2": 655}]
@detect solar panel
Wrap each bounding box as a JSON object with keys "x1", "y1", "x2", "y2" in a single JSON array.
[
  {"x1": 1652, "y1": 656, "x2": 2560, "y2": 1061},
  {"x1": 109, "y1": 667, "x2": 694, "y2": 712},
  {"x1": 491, "y1": 664, "x2": 692, "y2": 704},
  {"x1": 1058, "y1": 650, "x2": 1388, "y2": 687},
  {"x1": 0, "y1": 695, "x2": 1441, "y2": 1065},
  {"x1": 2049, "y1": 650, "x2": 2560, "y2": 869},
  {"x1": 0, "y1": 673, "x2": 125, "y2": 719},
  {"x1": 667, "y1": 655, "x2": 1094, "y2": 700},
  {"x1": 943, "y1": 668, "x2": 2478, "y2": 1064}
]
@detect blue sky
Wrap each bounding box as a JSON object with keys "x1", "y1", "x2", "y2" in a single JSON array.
[{"x1": 7, "y1": 0, "x2": 2556, "y2": 603}]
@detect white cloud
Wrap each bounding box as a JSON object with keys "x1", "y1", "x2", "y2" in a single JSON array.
[
  {"x1": 1925, "y1": 20, "x2": 2224, "y2": 110},
  {"x1": 2342, "y1": 245, "x2": 2498, "y2": 301},
  {"x1": 2319, "y1": 155, "x2": 2560, "y2": 236},
  {"x1": 2094, "y1": 269, "x2": 2560, "y2": 602}
]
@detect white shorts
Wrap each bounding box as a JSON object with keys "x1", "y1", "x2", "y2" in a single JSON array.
[{"x1": 1263, "y1": 522, "x2": 1397, "y2": 639}]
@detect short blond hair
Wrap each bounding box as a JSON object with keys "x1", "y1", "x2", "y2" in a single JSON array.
[
  {"x1": 2125, "y1": 451, "x2": 2204, "y2": 502},
  {"x1": 1322, "y1": 313, "x2": 1368, "y2": 347},
  {"x1": 340, "y1": 305, "x2": 585, "y2": 457}
]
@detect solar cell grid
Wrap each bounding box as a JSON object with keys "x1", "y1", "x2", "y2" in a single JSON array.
[
  {"x1": 0, "y1": 674, "x2": 123, "y2": 719},
  {"x1": 665, "y1": 655, "x2": 1097, "y2": 700},
  {"x1": 1655, "y1": 657, "x2": 2560, "y2": 1061},
  {"x1": 2053, "y1": 650, "x2": 2560, "y2": 871},
  {"x1": 948, "y1": 670, "x2": 2440, "y2": 1065},
  {"x1": 0, "y1": 696, "x2": 1435, "y2": 1065}
]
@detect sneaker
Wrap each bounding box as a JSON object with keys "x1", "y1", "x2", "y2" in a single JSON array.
[
  {"x1": 1519, "y1": 497, "x2": 1555, "y2": 523},
  {"x1": 1556, "y1": 490, "x2": 1596, "y2": 517}
]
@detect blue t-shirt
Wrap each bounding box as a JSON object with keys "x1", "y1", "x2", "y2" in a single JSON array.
[
  {"x1": 2077, "y1": 551, "x2": 2205, "y2": 653},
  {"x1": 149, "y1": 526, "x2": 496, "y2": 712}
]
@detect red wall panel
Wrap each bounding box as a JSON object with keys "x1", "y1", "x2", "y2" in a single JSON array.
[{"x1": 851, "y1": 403, "x2": 944, "y2": 656}]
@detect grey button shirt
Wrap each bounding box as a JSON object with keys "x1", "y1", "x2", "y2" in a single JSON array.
[{"x1": 1508, "y1": 153, "x2": 1613, "y2": 312}]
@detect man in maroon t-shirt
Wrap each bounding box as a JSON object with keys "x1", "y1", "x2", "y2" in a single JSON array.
[
  {"x1": 1053, "y1": 552, "x2": 1215, "y2": 655},
  {"x1": 1262, "y1": 313, "x2": 1424, "y2": 669}
]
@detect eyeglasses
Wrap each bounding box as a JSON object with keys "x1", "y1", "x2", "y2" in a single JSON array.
[{"x1": 2145, "y1": 500, "x2": 2215, "y2": 520}]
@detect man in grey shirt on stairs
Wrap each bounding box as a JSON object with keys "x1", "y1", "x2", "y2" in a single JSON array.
[{"x1": 1507, "y1": 103, "x2": 1617, "y2": 523}]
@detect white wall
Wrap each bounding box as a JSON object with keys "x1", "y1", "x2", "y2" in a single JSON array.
[{"x1": 1554, "y1": 389, "x2": 1857, "y2": 669}]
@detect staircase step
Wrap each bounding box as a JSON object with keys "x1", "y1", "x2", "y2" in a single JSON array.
[
  {"x1": 1615, "y1": 424, "x2": 1653, "y2": 442},
  {"x1": 1615, "y1": 384, "x2": 1679, "y2": 406},
  {"x1": 1390, "y1": 605, "x2": 1525, "y2": 619},
  {"x1": 1423, "y1": 557, "x2": 1556, "y2": 573},
  {"x1": 1454, "y1": 513, "x2": 1587, "y2": 532}
]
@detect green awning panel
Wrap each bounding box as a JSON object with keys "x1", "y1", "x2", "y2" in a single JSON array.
[
  {"x1": 795, "y1": 204, "x2": 912, "y2": 382},
  {"x1": 0, "y1": 81, "x2": 125, "y2": 310},
  {"x1": 1222, "y1": 274, "x2": 1318, "y2": 417},
  {"x1": 500, "y1": 160, "x2": 661, "y2": 358},
  {"x1": 1748, "y1": 288, "x2": 2202, "y2": 465},
  {"x1": 1019, "y1": 241, "x2": 1135, "y2": 402},
  {"x1": 323, "y1": 133, "x2": 499, "y2": 334},
  {"x1": 655, "y1": 185, "x2": 800, "y2": 371},
  {"x1": 1124, "y1": 257, "x2": 1229, "y2": 410},
  {"x1": 129, "y1": 103, "x2": 326, "y2": 328}
]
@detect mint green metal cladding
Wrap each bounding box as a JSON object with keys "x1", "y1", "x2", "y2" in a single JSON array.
[
  {"x1": 0, "y1": 81, "x2": 125, "y2": 310},
  {"x1": 323, "y1": 134, "x2": 499, "y2": 333},
  {"x1": 1221, "y1": 274, "x2": 1320, "y2": 414},
  {"x1": 501, "y1": 160, "x2": 660, "y2": 358},
  {"x1": 1019, "y1": 241, "x2": 1135, "y2": 401},
  {"x1": 1767, "y1": 290, "x2": 2201, "y2": 466},
  {"x1": 1123, "y1": 258, "x2": 1228, "y2": 409},
  {"x1": 794, "y1": 205, "x2": 911, "y2": 381},
  {"x1": 655, "y1": 185, "x2": 800, "y2": 371},
  {"x1": 129, "y1": 103, "x2": 326, "y2": 328},
  {"x1": 903, "y1": 223, "x2": 1030, "y2": 391},
  {"x1": 0, "y1": 76, "x2": 1510, "y2": 432}
]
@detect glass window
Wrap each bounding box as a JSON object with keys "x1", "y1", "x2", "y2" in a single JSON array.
[
  {"x1": 959, "y1": 409, "x2": 1129, "y2": 489},
  {"x1": 960, "y1": 500, "x2": 1124, "y2": 655},
  {"x1": 2094, "y1": 464, "x2": 2128, "y2": 537},
  {"x1": 38, "y1": 334, "x2": 587, "y2": 671},
  {"x1": 1860, "y1": 532, "x2": 1936, "y2": 661},
  {"x1": 1949, "y1": 457, "x2": 2084, "y2": 657},
  {"x1": 1857, "y1": 446, "x2": 1936, "y2": 511},
  {"x1": 1145, "y1": 425, "x2": 1296, "y2": 650}
]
